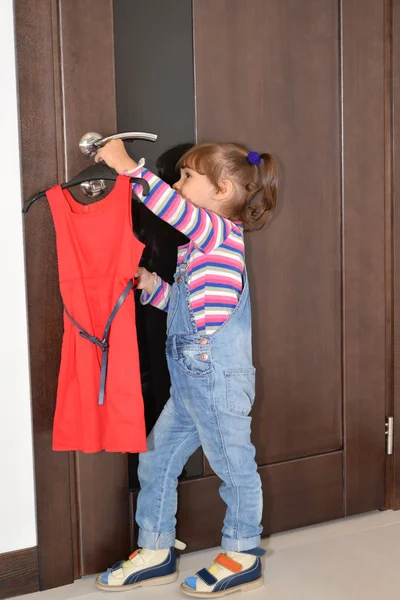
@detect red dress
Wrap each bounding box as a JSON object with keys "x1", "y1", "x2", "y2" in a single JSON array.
[{"x1": 46, "y1": 175, "x2": 147, "y2": 453}]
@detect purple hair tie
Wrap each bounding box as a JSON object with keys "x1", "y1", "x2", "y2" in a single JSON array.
[{"x1": 247, "y1": 151, "x2": 261, "y2": 166}]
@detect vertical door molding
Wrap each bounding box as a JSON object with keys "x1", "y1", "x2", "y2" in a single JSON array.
[{"x1": 393, "y1": 0, "x2": 400, "y2": 508}]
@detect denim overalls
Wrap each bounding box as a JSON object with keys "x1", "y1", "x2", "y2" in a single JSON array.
[{"x1": 136, "y1": 250, "x2": 263, "y2": 552}]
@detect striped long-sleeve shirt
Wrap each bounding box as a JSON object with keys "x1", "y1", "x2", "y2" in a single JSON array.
[{"x1": 132, "y1": 167, "x2": 245, "y2": 335}]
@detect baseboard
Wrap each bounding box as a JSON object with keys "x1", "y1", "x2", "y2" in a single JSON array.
[{"x1": 0, "y1": 547, "x2": 39, "y2": 600}]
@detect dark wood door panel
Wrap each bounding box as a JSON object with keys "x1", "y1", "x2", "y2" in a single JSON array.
[
  {"x1": 60, "y1": 0, "x2": 118, "y2": 179},
  {"x1": 193, "y1": 0, "x2": 342, "y2": 464},
  {"x1": 75, "y1": 452, "x2": 130, "y2": 575},
  {"x1": 342, "y1": 0, "x2": 387, "y2": 514}
]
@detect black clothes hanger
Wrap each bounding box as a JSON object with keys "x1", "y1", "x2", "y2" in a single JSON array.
[{"x1": 22, "y1": 163, "x2": 150, "y2": 213}]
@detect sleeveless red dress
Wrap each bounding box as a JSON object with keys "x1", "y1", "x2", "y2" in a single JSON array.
[{"x1": 46, "y1": 175, "x2": 147, "y2": 453}]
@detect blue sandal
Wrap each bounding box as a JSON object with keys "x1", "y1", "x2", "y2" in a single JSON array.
[
  {"x1": 96, "y1": 540, "x2": 186, "y2": 592},
  {"x1": 180, "y1": 547, "x2": 266, "y2": 598}
]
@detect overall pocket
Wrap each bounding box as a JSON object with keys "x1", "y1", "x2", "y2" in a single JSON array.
[
  {"x1": 178, "y1": 347, "x2": 213, "y2": 378},
  {"x1": 225, "y1": 368, "x2": 256, "y2": 416}
]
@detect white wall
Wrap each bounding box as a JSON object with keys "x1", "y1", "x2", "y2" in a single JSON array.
[{"x1": 0, "y1": 0, "x2": 37, "y2": 553}]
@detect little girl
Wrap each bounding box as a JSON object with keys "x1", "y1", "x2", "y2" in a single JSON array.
[{"x1": 94, "y1": 140, "x2": 277, "y2": 597}]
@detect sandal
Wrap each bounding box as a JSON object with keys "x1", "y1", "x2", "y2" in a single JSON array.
[
  {"x1": 96, "y1": 539, "x2": 186, "y2": 592},
  {"x1": 180, "y1": 547, "x2": 266, "y2": 598}
]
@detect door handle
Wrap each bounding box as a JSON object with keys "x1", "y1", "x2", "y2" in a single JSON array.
[
  {"x1": 77, "y1": 131, "x2": 157, "y2": 197},
  {"x1": 79, "y1": 131, "x2": 158, "y2": 157}
]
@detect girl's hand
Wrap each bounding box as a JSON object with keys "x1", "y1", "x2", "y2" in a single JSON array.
[
  {"x1": 135, "y1": 267, "x2": 156, "y2": 295},
  {"x1": 95, "y1": 139, "x2": 138, "y2": 174}
]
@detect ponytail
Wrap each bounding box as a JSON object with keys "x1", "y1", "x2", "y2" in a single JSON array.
[{"x1": 239, "y1": 152, "x2": 278, "y2": 232}]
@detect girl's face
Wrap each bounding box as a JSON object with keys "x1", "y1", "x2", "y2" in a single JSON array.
[{"x1": 173, "y1": 167, "x2": 220, "y2": 212}]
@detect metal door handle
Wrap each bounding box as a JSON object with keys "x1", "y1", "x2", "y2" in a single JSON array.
[
  {"x1": 79, "y1": 131, "x2": 158, "y2": 157},
  {"x1": 78, "y1": 131, "x2": 157, "y2": 197}
]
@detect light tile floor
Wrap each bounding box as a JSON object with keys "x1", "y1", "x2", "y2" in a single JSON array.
[{"x1": 14, "y1": 511, "x2": 400, "y2": 600}]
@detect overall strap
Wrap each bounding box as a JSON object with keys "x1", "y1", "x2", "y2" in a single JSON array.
[
  {"x1": 63, "y1": 278, "x2": 135, "y2": 405},
  {"x1": 175, "y1": 243, "x2": 192, "y2": 281}
]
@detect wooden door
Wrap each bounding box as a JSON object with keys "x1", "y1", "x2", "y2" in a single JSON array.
[
  {"x1": 124, "y1": 0, "x2": 389, "y2": 550},
  {"x1": 167, "y1": 0, "x2": 389, "y2": 544},
  {"x1": 15, "y1": 0, "x2": 393, "y2": 590}
]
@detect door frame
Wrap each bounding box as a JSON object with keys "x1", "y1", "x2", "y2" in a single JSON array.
[
  {"x1": 14, "y1": 0, "x2": 130, "y2": 588},
  {"x1": 393, "y1": 0, "x2": 400, "y2": 510},
  {"x1": 14, "y1": 0, "x2": 398, "y2": 590}
]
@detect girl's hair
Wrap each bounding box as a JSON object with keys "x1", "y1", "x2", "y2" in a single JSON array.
[{"x1": 177, "y1": 142, "x2": 278, "y2": 231}]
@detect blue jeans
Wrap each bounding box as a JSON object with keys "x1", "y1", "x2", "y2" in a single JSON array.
[{"x1": 136, "y1": 262, "x2": 263, "y2": 552}]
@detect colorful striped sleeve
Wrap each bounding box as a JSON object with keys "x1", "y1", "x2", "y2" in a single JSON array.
[
  {"x1": 132, "y1": 168, "x2": 235, "y2": 253},
  {"x1": 140, "y1": 274, "x2": 171, "y2": 312}
]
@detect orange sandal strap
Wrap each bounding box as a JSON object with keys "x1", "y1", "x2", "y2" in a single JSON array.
[
  {"x1": 215, "y1": 553, "x2": 242, "y2": 573},
  {"x1": 128, "y1": 550, "x2": 138, "y2": 560}
]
